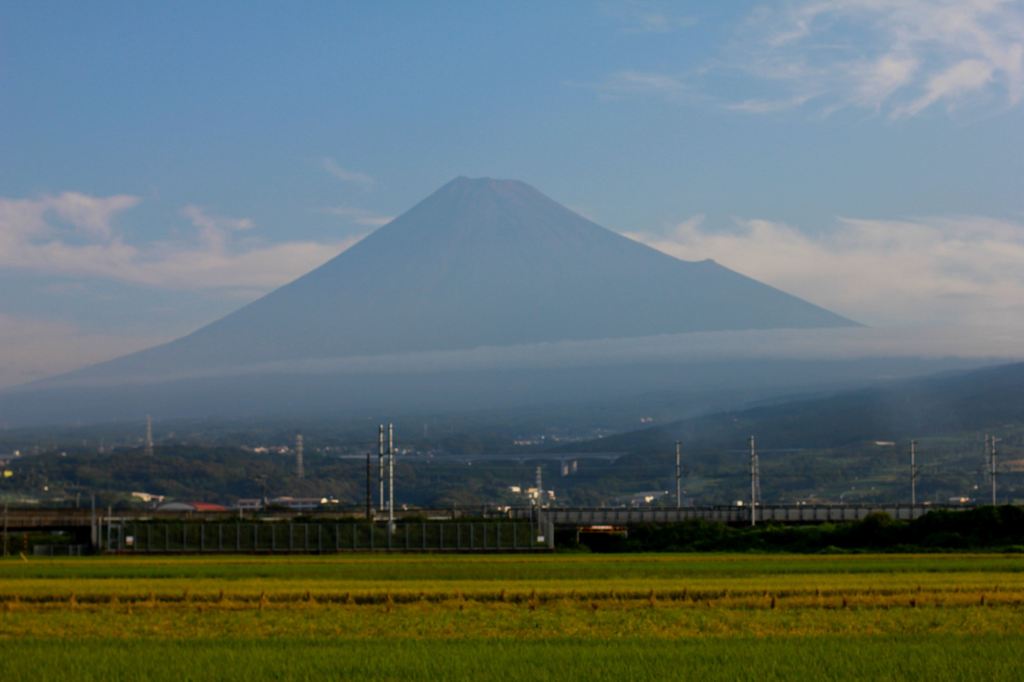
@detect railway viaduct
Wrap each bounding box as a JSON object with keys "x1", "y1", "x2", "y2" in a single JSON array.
[{"x1": 3, "y1": 502, "x2": 955, "y2": 534}]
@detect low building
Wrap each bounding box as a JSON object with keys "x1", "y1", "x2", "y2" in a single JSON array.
[
  {"x1": 268, "y1": 496, "x2": 321, "y2": 511},
  {"x1": 156, "y1": 501, "x2": 228, "y2": 512}
]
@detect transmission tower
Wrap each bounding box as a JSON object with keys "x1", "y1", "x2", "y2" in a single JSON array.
[
  {"x1": 378, "y1": 424, "x2": 385, "y2": 511},
  {"x1": 909, "y1": 439, "x2": 918, "y2": 507},
  {"x1": 144, "y1": 415, "x2": 154, "y2": 457},
  {"x1": 674, "y1": 441, "x2": 682, "y2": 509},
  {"x1": 987, "y1": 434, "x2": 1000, "y2": 506},
  {"x1": 387, "y1": 422, "x2": 395, "y2": 534},
  {"x1": 749, "y1": 435, "x2": 760, "y2": 527},
  {"x1": 295, "y1": 433, "x2": 304, "y2": 480},
  {"x1": 365, "y1": 451, "x2": 372, "y2": 519}
]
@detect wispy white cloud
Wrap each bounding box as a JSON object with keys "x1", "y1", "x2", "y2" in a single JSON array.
[
  {"x1": 893, "y1": 58, "x2": 994, "y2": 117},
  {"x1": 589, "y1": 70, "x2": 689, "y2": 101},
  {"x1": 625, "y1": 213, "x2": 1024, "y2": 326},
  {"x1": 320, "y1": 205, "x2": 394, "y2": 227},
  {"x1": 850, "y1": 54, "x2": 920, "y2": 110},
  {"x1": 726, "y1": 93, "x2": 814, "y2": 113},
  {"x1": 0, "y1": 193, "x2": 362, "y2": 293},
  {"x1": 630, "y1": 12, "x2": 696, "y2": 33},
  {"x1": 591, "y1": 1, "x2": 1024, "y2": 118},
  {"x1": 0, "y1": 192, "x2": 140, "y2": 242},
  {"x1": 730, "y1": 0, "x2": 1024, "y2": 117},
  {"x1": 180, "y1": 204, "x2": 255, "y2": 251},
  {"x1": 181, "y1": 204, "x2": 254, "y2": 233},
  {"x1": 321, "y1": 157, "x2": 375, "y2": 189},
  {"x1": 605, "y1": 1, "x2": 697, "y2": 33}
]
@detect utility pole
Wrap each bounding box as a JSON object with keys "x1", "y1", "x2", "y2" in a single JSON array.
[
  {"x1": 377, "y1": 425, "x2": 385, "y2": 512},
  {"x1": 255, "y1": 475, "x2": 269, "y2": 510},
  {"x1": 534, "y1": 465, "x2": 544, "y2": 543},
  {"x1": 90, "y1": 494, "x2": 96, "y2": 551},
  {"x1": 387, "y1": 423, "x2": 395, "y2": 535},
  {"x1": 295, "y1": 433, "x2": 304, "y2": 480},
  {"x1": 674, "y1": 441, "x2": 682, "y2": 509},
  {"x1": 910, "y1": 439, "x2": 918, "y2": 507},
  {"x1": 749, "y1": 435, "x2": 759, "y2": 527},
  {"x1": 365, "y1": 452, "x2": 372, "y2": 519}
]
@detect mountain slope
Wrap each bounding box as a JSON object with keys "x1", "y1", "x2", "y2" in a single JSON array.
[
  {"x1": 561, "y1": 361, "x2": 1024, "y2": 455},
  {"x1": 62, "y1": 177, "x2": 855, "y2": 381}
]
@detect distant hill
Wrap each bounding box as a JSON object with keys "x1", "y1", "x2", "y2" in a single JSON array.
[
  {"x1": 561, "y1": 361, "x2": 1024, "y2": 455},
  {"x1": 52, "y1": 176, "x2": 855, "y2": 383}
]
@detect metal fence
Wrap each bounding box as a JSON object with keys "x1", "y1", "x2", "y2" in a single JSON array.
[
  {"x1": 103, "y1": 520, "x2": 554, "y2": 554},
  {"x1": 511, "y1": 504, "x2": 950, "y2": 525},
  {"x1": 32, "y1": 544, "x2": 88, "y2": 556}
]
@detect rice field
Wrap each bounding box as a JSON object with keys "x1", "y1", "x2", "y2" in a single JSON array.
[{"x1": 2, "y1": 553, "x2": 1023, "y2": 680}]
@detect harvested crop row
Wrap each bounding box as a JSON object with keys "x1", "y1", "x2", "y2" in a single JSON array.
[
  {"x1": 4, "y1": 584, "x2": 1024, "y2": 608},
  {"x1": 3, "y1": 600, "x2": 1024, "y2": 641}
]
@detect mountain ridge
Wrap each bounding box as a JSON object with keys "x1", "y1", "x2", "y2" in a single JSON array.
[{"x1": 558, "y1": 360, "x2": 1024, "y2": 456}]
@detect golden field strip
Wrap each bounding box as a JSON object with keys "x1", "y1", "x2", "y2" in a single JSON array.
[
  {"x1": 2, "y1": 553, "x2": 1024, "y2": 636},
  {"x1": 2, "y1": 553, "x2": 1024, "y2": 680}
]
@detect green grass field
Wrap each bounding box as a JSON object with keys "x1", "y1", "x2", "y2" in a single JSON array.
[{"x1": 2, "y1": 553, "x2": 1023, "y2": 680}]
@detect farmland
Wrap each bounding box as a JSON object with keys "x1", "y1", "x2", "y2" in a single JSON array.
[{"x1": 2, "y1": 553, "x2": 1024, "y2": 680}]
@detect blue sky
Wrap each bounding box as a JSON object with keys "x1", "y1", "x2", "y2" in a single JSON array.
[{"x1": 1, "y1": 1, "x2": 1023, "y2": 386}]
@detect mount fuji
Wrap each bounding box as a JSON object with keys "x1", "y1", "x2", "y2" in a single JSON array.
[
  {"x1": 4, "y1": 177, "x2": 864, "y2": 424},
  {"x1": 69, "y1": 177, "x2": 854, "y2": 379}
]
